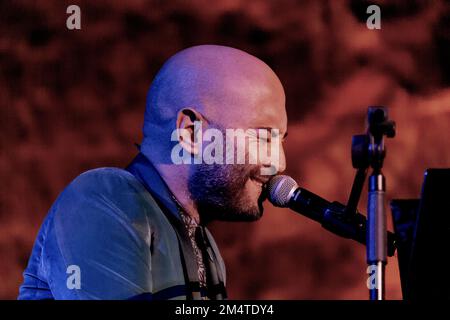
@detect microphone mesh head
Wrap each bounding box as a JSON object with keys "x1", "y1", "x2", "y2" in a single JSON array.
[{"x1": 267, "y1": 175, "x2": 298, "y2": 207}]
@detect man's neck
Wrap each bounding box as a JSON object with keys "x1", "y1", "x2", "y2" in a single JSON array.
[{"x1": 154, "y1": 163, "x2": 201, "y2": 224}]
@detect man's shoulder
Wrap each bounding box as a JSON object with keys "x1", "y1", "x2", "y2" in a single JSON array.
[
  {"x1": 54, "y1": 167, "x2": 164, "y2": 224},
  {"x1": 70, "y1": 167, "x2": 140, "y2": 192}
]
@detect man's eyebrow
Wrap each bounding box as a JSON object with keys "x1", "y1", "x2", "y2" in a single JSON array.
[{"x1": 254, "y1": 127, "x2": 288, "y2": 138}]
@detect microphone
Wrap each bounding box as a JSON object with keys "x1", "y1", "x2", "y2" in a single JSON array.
[{"x1": 267, "y1": 175, "x2": 396, "y2": 256}]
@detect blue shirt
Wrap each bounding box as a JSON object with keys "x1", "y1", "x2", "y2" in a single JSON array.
[{"x1": 18, "y1": 153, "x2": 227, "y2": 300}]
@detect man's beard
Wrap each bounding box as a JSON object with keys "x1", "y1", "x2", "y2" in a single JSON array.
[{"x1": 188, "y1": 162, "x2": 267, "y2": 223}]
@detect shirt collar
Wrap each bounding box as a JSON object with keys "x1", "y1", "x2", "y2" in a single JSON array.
[{"x1": 125, "y1": 152, "x2": 183, "y2": 222}]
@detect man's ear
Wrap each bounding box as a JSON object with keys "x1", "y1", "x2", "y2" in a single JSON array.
[{"x1": 175, "y1": 108, "x2": 205, "y2": 156}]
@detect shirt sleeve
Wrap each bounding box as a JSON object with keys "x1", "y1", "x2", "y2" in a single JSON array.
[{"x1": 42, "y1": 168, "x2": 153, "y2": 300}]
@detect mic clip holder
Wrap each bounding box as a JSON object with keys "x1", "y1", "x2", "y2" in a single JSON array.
[{"x1": 352, "y1": 107, "x2": 396, "y2": 171}]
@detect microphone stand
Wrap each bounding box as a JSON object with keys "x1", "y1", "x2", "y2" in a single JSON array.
[{"x1": 350, "y1": 107, "x2": 395, "y2": 300}]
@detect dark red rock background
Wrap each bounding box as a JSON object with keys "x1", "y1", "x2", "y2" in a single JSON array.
[{"x1": 1, "y1": 0, "x2": 449, "y2": 299}]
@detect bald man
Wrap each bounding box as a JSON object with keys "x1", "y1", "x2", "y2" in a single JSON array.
[{"x1": 18, "y1": 45, "x2": 288, "y2": 300}]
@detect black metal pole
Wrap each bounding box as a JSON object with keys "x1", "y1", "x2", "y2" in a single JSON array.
[{"x1": 367, "y1": 170, "x2": 387, "y2": 300}]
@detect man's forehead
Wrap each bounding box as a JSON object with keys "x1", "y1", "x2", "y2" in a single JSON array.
[
  {"x1": 247, "y1": 101, "x2": 287, "y2": 133},
  {"x1": 221, "y1": 103, "x2": 287, "y2": 135},
  {"x1": 194, "y1": 53, "x2": 287, "y2": 132},
  {"x1": 222, "y1": 83, "x2": 285, "y2": 124}
]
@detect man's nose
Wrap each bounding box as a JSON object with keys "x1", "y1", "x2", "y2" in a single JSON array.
[
  {"x1": 259, "y1": 143, "x2": 286, "y2": 176},
  {"x1": 276, "y1": 145, "x2": 286, "y2": 174}
]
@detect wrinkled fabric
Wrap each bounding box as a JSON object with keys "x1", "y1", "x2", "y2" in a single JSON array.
[
  {"x1": 18, "y1": 154, "x2": 226, "y2": 300},
  {"x1": 125, "y1": 152, "x2": 227, "y2": 300}
]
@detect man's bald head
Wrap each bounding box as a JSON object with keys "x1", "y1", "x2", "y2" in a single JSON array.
[{"x1": 142, "y1": 45, "x2": 286, "y2": 153}]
